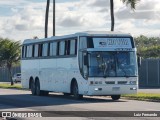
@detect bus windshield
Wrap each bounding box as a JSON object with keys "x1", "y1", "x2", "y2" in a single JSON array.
[{"x1": 88, "y1": 51, "x2": 138, "y2": 77}]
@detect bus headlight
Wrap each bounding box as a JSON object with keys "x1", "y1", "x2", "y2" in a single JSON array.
[
  {"x1": 129, "y1": 81, "x2": 137, "y2": 85},
  {"x1": 95, "y1": 88, "x2": 102, "y2": 91}
]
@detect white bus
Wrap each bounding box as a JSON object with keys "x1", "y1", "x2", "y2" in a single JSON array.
[{"x1": 21, "y1": 31, "x2": 139, "y2": 100}]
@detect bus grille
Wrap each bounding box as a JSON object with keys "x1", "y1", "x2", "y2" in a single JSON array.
[
  {"x1": 105, "y1": 81, "x2": 115, "y2": 84},
  {"x1": 118, "y1": 81, "x2": 127, "y2": 84}
]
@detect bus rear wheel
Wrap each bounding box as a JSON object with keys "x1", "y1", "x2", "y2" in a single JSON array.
[
  {"x1": 35, "y1": 80, "x2": 41, "y2": 96},
  {"x1": 63, "y1": 93, "x2": 71, "y2": 96},
  {"x1": 42, "y1": 91, "x2": 49, "y2": 96},
  {"x1": 31, "y1": 80, "x2": 36, "y2": 95},
  {"x1": 111, "y1": 95, "x2": 121, "y2": 100},
  {"x1": 35, "y1": 80, "x2": 47, "y2": 96},
  {"x1": 72, "y1": 82, "x2": 83, "y2": 99}
]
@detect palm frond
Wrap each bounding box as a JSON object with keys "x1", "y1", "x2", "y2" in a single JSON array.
[{"x1": 121, "y1": 0, "x2": 140, "y2": 10}]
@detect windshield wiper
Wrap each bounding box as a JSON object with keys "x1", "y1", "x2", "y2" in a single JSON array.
[{"x1": 103, "y1": 62, "x2": 108, "y2": 78}]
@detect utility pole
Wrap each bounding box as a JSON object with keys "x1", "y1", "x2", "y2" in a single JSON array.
[
  {"x1": 110, "y1": 0, "x2": 114, "y2": 31},
  {"x1": 53, "y1": 0, "x2": 55, "y2": 36},
  {"x1": 45, "y1": 0, "x2": 50, "y2": 38}
]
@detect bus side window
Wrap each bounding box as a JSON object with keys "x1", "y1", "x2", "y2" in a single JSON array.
[
  {"x1": 48, "y1": 43, "x2": 50, "y2": 56},
  {"x1": 29, "y1": 45, "x2": 33, "y2": 58},
  {"x1": 22, "y1": 46, "x2": 26, "y2": 58},
  {"x1": 57, "y1": 42, "x2": 60, "y2": 56},
  {"x1": 38, "y1": 44, "x2": 43, "y2": 57},
  {"x1": 26, "y1": 46, "x2": 29, "y2": 58},
  {"x1": 50, "y1": 42, "x2": 57, "y2": 56},
  {"x1": 32, "y1": 45, "x2": 35, "y2": 57},
  {"x1": 42, "y1": 43, "x2": 48, "y2": 57},
  {"x1": 59, "y1": 41, "x2": 65, "y2": 56},
  {"x1": 26, "y1": 45, "x2": 32, "y2": 58},
  {"x1": 79, "y1": 37, "x2": 87, "y2": 49},
  {"x1": 75, "y1": 39, "x2": 77, "y2": 55},
  {"x1": 70, "y1": 40, "x2": 76, "y2": 55},
  {"x1": 65, "y1": 40, "x2": 70, "y2": 55},
  {"x1": 79, "y1": 51, "x2": 83, "y2": 74},
  {"x1": 34, "y1": 44, "x2": 39, "y2": 57},
  {"x1": 24, "y1": 46, "x2": 27, "y2": 58}
]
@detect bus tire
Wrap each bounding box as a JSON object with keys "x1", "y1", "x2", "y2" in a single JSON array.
[
  {"x1": 63, "y1": 93, "x2": 71, "y2": 96},
  {"x1": 42, "y1": 91, "x2": 49, "y2": 96},
  {"x1": 31, "y1": 80, "x2": 36, "y2": 95},
  {"x1": 72, "y1": 81, "x2": 83, "y2": 99},
  {"x1": 111, "y1": 95, "x2": 121, "y2": 100},
  {"x1": 35, "y1": 80, "x2": 43, "y2": 96}
]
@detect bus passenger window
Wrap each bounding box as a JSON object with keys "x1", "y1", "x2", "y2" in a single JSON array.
[
  {"x1": 34, "y1": 44, "x2": 38, "y2": 57},
  {"x1": 79, "y1": 37, "x2": 87, "y2": 50},
  {"x1": 65, "y1": 40, "x2": 70, "y2": 55},
  {"x1": 59, "y1": 41, "x2": 65, "y2": 56},
  {"x1": 38, "y1": 44, "x2": 43, "y2": 57},
  {"x1": 32, "y1": 45, "x2": 35, "y2": 57},
  {"x1": 70, "y1": 40, "x2": 76, "y2": 55},
  {"x1": 22, "y1": 46, "x2": 26, "y2": 58},
  {"x1": 42, "y1": 43, "x2": 48, "y2": 57},
  {"x1": 26, "y1": 45, "x2": 32, "y2": 58},
  {"x1": 50, "y1": 42, "x2": 57, "y2": 56},
  {"x1": 26, "y1": 46, "x2": 29, "y2": 58}
]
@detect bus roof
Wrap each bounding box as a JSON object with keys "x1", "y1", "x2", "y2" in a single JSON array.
[{"x1": 23, "y1": 31, "x2": 132, "y2": 44}]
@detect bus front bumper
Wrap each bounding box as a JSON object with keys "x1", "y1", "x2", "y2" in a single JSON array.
[{"x1": 87, "y1": 85, "x2": 138, "y2": 96}]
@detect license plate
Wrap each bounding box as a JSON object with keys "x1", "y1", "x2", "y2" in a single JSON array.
[{"x1": 112, "y1": 87, "x2": 120, "y2": 91}]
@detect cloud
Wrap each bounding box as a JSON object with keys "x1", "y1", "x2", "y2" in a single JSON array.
[
  {"x1": 0, "y1": 0, "x2": 160, "y2": 41},
  {"x1": 115, "y1": 0, "x2": 160, "y2": 21},
  {"x1": 89, "y1": 0, "x2": 110, "y2": 8},
  {"x1": 58, "y1": 15, "x2": 84, "y2": 27},
  {"x1": 136, "y1": 0, "x2": 157, "y2": 10},
  {"x1": 116, "y1": 21, "x2": 135, "y2": 30},
  {"x1": 116, "y1": 9, "x2": 160, "y2": 20}
]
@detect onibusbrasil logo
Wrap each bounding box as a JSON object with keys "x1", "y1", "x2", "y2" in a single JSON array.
[{"x1": 1, "y1": 112, "x2": 42, "y2": 119}]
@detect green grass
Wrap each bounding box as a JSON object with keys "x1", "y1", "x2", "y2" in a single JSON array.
[
  {"x1": 0, "y1": 83, "x2": 22, "y2": 89},
  {"x1": 122, "y1": 93, "x2": 160, "y2": 102}
]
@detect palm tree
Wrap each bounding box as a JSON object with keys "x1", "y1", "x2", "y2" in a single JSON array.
[
  {"x1": 45, "y1": 0, "x2": 56, "y2": 38},
  {"x1": 122, "y1": 0, "x2": 139, "y2": 9},
  {"x1": 110, "y1": 0, "x2": 114, "y2": 31},
  {"x1": 53, "y1": 0, "x2": 55, "y2": 36},
  {"x1": 45, "y1": 0, "x2": 50, "y2": 38},
  {"x1": 110, "y1": 0, "x2": 140, "y2": 31},
  {"x1": 0, "y1": 38, "x2": 21, "y2": 85}
]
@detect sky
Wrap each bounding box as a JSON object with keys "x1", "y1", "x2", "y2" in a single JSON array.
[{"x1": 0, "y1": 0, "x2": 160, "y2": 41}]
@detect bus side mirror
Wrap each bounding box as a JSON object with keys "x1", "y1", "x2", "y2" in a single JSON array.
[
  {"x1": 137, "y1": 56, "x2": 141, "y2": 67},
  {"x1": 84, "y1": 55, "x2": 88, "y2": 66}
]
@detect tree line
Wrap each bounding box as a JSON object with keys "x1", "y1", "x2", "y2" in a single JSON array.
[
  {"x1": 135, "y1": 35, "x2": 160, "y2": 58},
  {"x1": 0, "y1": 38, "x2": 20, "y2": 85}
]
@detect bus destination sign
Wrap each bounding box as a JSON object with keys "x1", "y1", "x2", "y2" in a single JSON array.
[{"x1": 93, "y1": 38, "x2": 132, "y2": 48}]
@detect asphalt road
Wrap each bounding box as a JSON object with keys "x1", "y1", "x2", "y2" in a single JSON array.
[{"x1": 0, "y1": 88, "x2": 159, "y2": 120}]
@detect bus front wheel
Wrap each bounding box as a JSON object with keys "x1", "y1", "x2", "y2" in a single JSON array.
[
  {"x1": 111, "y1": 95, "x2": 121, "y2": 100},
  {"x1": 72, "y1": 82, "x2": 83, "y2": 99}
]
